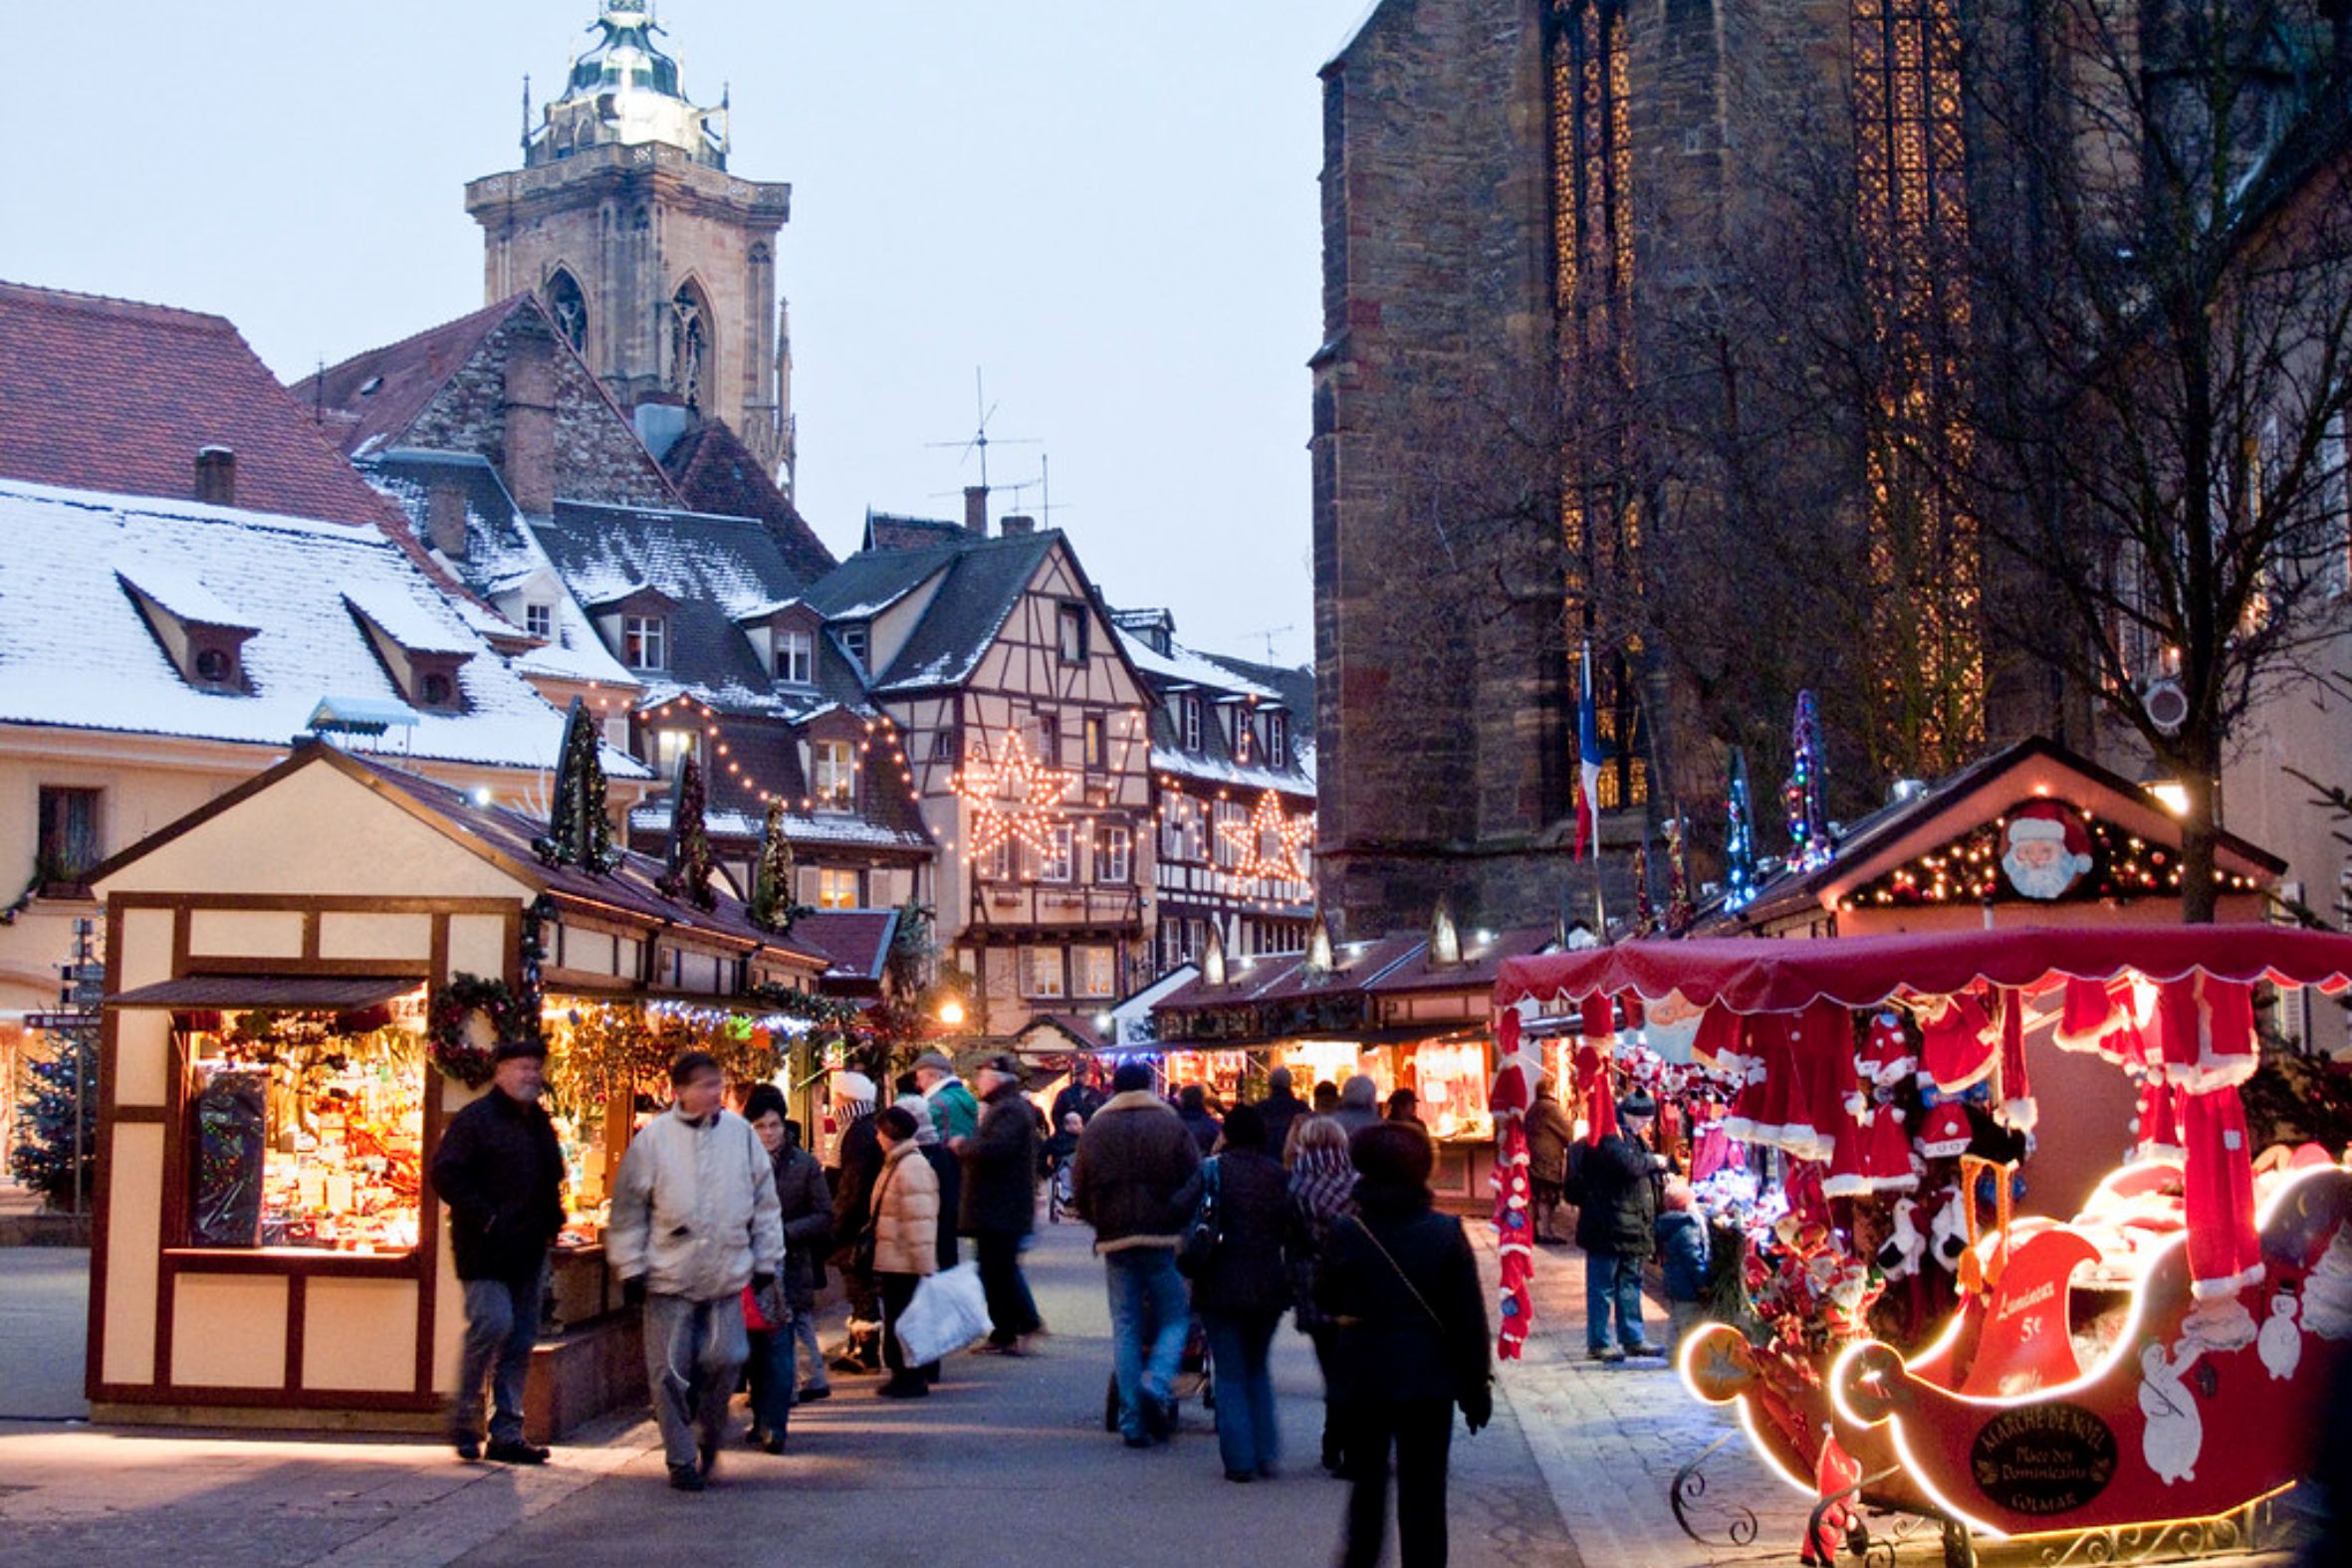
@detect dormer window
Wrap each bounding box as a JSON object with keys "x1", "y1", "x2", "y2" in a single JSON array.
[
  {"x1": 1267, "y1": 712, "x2": 1289, "y2": 768},
  {"x1": 840, "y1": 625, "x2": 869, "y2": 675},
  {"x1": 419, "y1": 672, "x2": 456, "y2": 709},
  {"x1": 118, "y1": 562, "x2": 257, "y2": 695},
  {"x1": 525, "y1": 602, "x2": 554, "y2": 639},
  {"x1": 623, "y1": 614, "x2": 667, "y2": 671},
  {"x1": 777, "y1": 629, "x2": 813, "y2": 684},
  {"x1": 343, "y1": 588, "x2": 474, "y2": 714},
  {"x1": 1178, "y1": 694, "x2": 1202, "y2": 752},
  {"x1": 812, "y1": 739, "x2": 854, "y2": 813}
]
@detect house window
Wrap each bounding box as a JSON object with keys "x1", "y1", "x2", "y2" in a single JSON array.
[
  {"x1": 777, "y1": 630, "x2": 813, "y2": 684},
  {"x1": 1072, "y1": 945, "x2": 1116, "y2": 1000},
  {"x1": 1038, "y1": 713, "x2": 1061, "y2": 768},
  {"x1": 1023, "y1": 946, "x2": 1067, "y2": 999},
  {"x1": 1038, "y1": 823, "x2": 1074, "y2": 883},
  {"x1": 1179, "y1": 695, "x2": 1202, "y2": 752},
  {"x1": 36, "y1": 787, "x2": 101, "y2": 892},
  {"x1": 418, "y1": 671, "x2": 457, "y2": 710},
  {"x1": 839, "y1": 625, "x2": 868, "y2": 674},
  {"x1": 622, "y1": 614, "x2": 667, "y2": 671},
  {"x1": 1160, "y1": 796, "x2": 1197, "y2": 864},
  {"x1": 932, "y1": 727, "x2": 957, "y2": 763},
  {"x1": 1057, "y1": 602, "x2": 1088, "y2": 663},
  {"x1": 817, "y1": 868, "x2": 859, "y2": 909},
  {"x1": 1213, "y1": 800, "x2": 1246, "y2": 870},
  {"x1": 1083, "y1": 716, "x2": 1104, "y2": 769},
  {"x1": 1232, "y1": 711, "x2": 1252, "y2": 766},
  {"x1": 525, "y1": 602, "x2": 553, "y2": 639},
  {"x1": 653, "y1": 729, "x2": 698, "y2": 779},
  {"x1": 812, "y1": 740, "x2": 855, "y2": 812},
  {"x1": 1267, "y1": 713, "x2": 1288, "y2": 767},
  {"x1": 193, "y1": 646, "x2": 236, "y2": 686},
  {"x1": 1095, "y1": 824, "x2": 1132, "y2": 884},
  {"x1": 987, "y1": 839, "x2": 1014, "y2": 882}
]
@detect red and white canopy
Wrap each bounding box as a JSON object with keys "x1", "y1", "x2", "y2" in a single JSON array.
[{"x1": 1493, "y1": 925, "x2": 2352, "y2": 1018}]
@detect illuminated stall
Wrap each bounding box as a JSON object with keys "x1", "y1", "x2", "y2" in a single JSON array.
[
  {"x1": 85, "y1": 743, "x2": 827, "y2": 1435},
  {"x1": 1495, "y1": 927, "x2": 2352, "y2": 1564},
  {"x1": 1153, "y1": 920, "x2": 1551, "y2": 1209}
]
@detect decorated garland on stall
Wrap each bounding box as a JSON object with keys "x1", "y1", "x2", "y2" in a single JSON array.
[{"x1": 429, "y1": 974, "x2": 543, "y2": 1088}]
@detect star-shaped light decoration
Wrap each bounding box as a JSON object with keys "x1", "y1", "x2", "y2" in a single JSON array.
[
  {"x1": 1218, "y1": 789, "x2": 1315, "y2": 882},
  {"x1": 955, "y1": 728, "x2": 1074, "y2": 864}
]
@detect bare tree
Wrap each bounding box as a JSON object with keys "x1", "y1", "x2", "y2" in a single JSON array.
[{"x1": 1932, "y1": 0, "x2": 2352, "y2": 920}]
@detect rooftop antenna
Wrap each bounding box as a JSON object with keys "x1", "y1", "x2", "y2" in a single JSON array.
[
  {"x1": 312, "y1": 354, "x2": 325, "y2": 425},
  {"x1": 924, "y1": 367, "x2": 1040, "y2": 493},
  {"x1": 1249, "y1": 625, "x2": 1297, "y2": 662}
]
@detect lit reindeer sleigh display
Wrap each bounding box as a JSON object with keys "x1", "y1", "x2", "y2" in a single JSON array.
[{"x1": 1491, "y1": 927, "x2": 2352, "y2": 1567}]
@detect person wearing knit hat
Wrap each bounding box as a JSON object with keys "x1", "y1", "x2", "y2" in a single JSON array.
[{"x1": 1577, "y1": 1092, "x2": 1667, "y2": 1361}]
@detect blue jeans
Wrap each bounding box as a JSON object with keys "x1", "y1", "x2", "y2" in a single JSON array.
[
  {"x1": 1104, "y1": 1247, "x2": 1190, "y2": 1439},
  {"x1": 746, "y1": 1325, "x2": 796, "y2": 1439},
  {"x1": 452, "y1": 1262, "x2": 545, "y2": 1446},
  {"x1": 1201, "y1": 1310, "x2": 1281, "y2": 1475},
  {"x1": 1584, "y1": 1249, "x2": 1649, "y2": 1352}
]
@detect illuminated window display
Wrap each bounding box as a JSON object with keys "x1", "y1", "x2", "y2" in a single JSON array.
[{"x1": 183, "y1": 999, "x2": 427, "y2": 1254}]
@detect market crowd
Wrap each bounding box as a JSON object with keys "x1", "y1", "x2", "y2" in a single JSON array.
[{"x1": 431, "y1": 1036, "x2": 1516, "y2": 1564}]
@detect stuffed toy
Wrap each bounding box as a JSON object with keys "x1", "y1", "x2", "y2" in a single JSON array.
[{"x1": 1876, "y1": 1197, "x2": 1927, "y2": 1280}]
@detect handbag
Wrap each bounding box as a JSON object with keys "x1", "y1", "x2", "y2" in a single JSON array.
[
  {"x1": 743, "y1": 1273, "x2": 792, "y2": 1332},
  {"x1": 852, "y1": 1162, "x2": 897, "y2": 1276},
  {"x1": 1177, "y1": 1156, "x2": 1223, "y2": 1278},
  {"x1": 895, "y1": 1260, "x2": 991, "y2": 1366}
]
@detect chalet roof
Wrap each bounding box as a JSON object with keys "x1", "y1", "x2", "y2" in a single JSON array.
[
  {"x1": 0, "y1": 478, "x2": 645, "y2": 780},
  {"x1": 1364, "y1": 924, "x2": 1556, "y2": 996},
  {"x1": 1700, "y1": 735, "x2": 2285, "y2": 933},
  {"x1": 0, "y1": 280, "x2": 415, "y2": 533},
  {"x1": 660, "y1": 420, "x2": 836, "y2": 583},
  {"x1": 798, "y1": 544, "x2": 954, "y2": 621},
  {"x1": 92, "y1": 742, "x2": 825, "y2": 967},
  {"x1": 624, "y1": 714, "x2": 931, "y2": 847},
  {"x1": 790, "y1": 909, "x2": 901, "y2": 983}
]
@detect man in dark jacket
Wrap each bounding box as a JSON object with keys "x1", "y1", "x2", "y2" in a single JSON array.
[
  {"x1": 956, "y1": 1053, "x2": 1044, "y2": 1351},
  {"x1": 824, "y1": 1070, "x2": 884, "y2": 1374},
  {"x1": 431, "y1": 1038, "x2": 566, "y2": 1463},
  {"x1": 1256, "y1": 1066, "x2": 1307, "y2": 1156},
  {"x1": 1319, "y1": 1122, "x2": 1493, "y2": 1567},
  {"x1": 1071, "y1": 1061, "x2": 1202, "y2": 1446},
  {"x1": 1329, "y1": 1073, "x2": 1381, "y2": 1137},
  {"x1": 1177, "y1": 1083, "x2": 1222, "y2": 1156},
  {"x1": 1575, "y1": 1091, "x2": 1666, "y2": 1361},
  {"x1": 1052, "y1": 1064, "x2": 1106, "y2": 1129},
  {"x1": 1175, "y1": 1104, "x2": 1292, "y2": 1480}
]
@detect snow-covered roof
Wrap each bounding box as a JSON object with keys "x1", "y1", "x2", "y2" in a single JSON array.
[
  {"x1": 343, "y1": 579, "x2": 477, "y2": 657},
  {"x1": 1117, "y1": 628, "x2": 1284, "y2": 701},
  {"x1": 115, "y1": 553, "x2": 253, "y2": 629},
  {"x1": 630, "y1": 801, "x2": 932, "y2": 851},
  {"x1": 1155, "y1": 748, "x2": 1316, "y2": 799},
  {"x1": 0, "y1": 479, "x2": 647, "y2": 779}
]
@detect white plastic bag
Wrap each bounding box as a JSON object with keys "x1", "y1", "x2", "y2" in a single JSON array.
[{"x1": 895, "y1": 1260, "x2": 991, "y2": 1366}]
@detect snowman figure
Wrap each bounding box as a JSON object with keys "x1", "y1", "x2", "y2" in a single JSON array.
[
  {"x1": 2258, "y1": 1288, "x2": 2303, "y2": 1382},
  {"x1": 2138, "y1": 1340, "x2": 2203, "y2": 1485}
]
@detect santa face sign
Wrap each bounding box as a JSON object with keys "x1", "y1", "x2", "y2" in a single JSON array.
[{"x1": 2002, "y1": 803, "x2": 2095, "y2": 901}]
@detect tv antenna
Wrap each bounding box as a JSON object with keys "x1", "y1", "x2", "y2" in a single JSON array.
[
  {"x1": 925, "y1": 367, "x2": 1040, "y2": 492},
  {"x1": 1249, "y1": 625, "x2": 1297, "y2": 662},
  {"x1": 985, "y1": 455, "x2": 1073, "y2": 527}
]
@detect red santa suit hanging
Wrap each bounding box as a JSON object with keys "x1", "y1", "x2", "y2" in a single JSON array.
[
  {"x1": 1915, "y1": 991, "x2": 1998, "y2": 1095},
  {"x1": 1490, "y1": 1008, "x2": 1537, "y2": 1359},
  {"x1": 1993, "y1": 989, "x2": 2036, "y2": 1133}
]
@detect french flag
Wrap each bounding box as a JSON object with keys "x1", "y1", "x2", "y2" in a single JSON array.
[{"x1": 1574, "y1": 642, "x2": 1602, "y2": 860}]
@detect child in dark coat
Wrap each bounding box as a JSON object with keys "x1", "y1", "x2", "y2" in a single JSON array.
[{"x1": 1654, "y1": 1176, "x2": 1711, "y2": 1350}]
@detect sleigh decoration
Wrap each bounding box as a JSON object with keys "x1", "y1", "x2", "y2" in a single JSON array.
[{"x1": 1495, "y1": 927, "x2": 2352, "y2": 1564}]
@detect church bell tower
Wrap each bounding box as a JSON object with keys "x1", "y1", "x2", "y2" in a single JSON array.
[{"x1": 465, "y1": 3, "x2": 795, "y2": 489}]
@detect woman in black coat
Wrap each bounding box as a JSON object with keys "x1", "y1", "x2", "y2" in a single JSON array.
[
  {"x1": 1318, "y1": 1123, "x2": 1493, "y2": 1568},
  {"x1": 1174, "y1": 1104, "x2": 1292, "y2": 1482}
]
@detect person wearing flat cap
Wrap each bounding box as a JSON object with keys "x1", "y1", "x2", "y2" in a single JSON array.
[
  {"x1": 1574, "y1": 1089, "x2": 1670, "y2": 1363},
  {"x1": 955, "y1": 1052, "x2": 1045, "y2": 1351},
  {"x1": 912, "y1": 1049, "x2": 981, "y2": 1143},
  {"x1": 431, "y1": 1035, "x2": 566, "y2": 1465}
]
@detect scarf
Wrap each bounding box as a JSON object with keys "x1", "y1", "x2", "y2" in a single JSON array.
[{"x1": 1290, "y1": 1145, "x2": 1357, "y2": 1236}]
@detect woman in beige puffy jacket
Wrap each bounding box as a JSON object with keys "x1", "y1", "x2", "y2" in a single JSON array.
[{"x1": 869, "y1": 1104, "x2": 941, "y2": 1397}]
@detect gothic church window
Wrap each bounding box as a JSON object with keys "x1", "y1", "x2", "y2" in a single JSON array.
[
  {"x1": 544, "y1": 269, "x2": 588, "y2": 354},
  {"x1": 667, "y1": 283, "x2": 711, "y2": 408}
]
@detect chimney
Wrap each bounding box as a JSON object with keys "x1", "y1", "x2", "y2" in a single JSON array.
[
  {"x1": 426, "y1": 473, "x2": 469, "y2": 558},
  {"x1": 194, "y1": 446, "x2": 236, "y2": 506},
  {"x1": 1000, "y1": 514, "x2": 1037, "y2": 536},
  {"x1": 502, "y1": 332, "x2": 559, "y2": 516},
  {"x1": 964, "y1": 484, "x2": 989, "y2": 537}
]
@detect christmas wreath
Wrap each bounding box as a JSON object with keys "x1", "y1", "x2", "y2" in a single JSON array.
[{"x1": 429, "y1": 974, "x2": 542, "y2": 1088}]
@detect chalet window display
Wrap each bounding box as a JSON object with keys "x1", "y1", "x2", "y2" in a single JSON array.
[
  {"x1": 37, "y1": 785, "x2": 102, "y2": 893},
  {"x1": 776, "y1": 630, "x2": 813, "y2": 684},
  {"x1": 525, "y1": 602, "x2": 554, "y2": 639},
  {"x1": 182, "y1": 999, "x2": 429, "y2": 1254},
  {"x1": 622, "y1": 614, "x2": 667, "y2": 671},
  {"x1": 1057, "y1": 602, "x2": 1088, "y2": 663},
  {"x1": 1095, "y1": 824, "x2": 1131, "y2": 884},
  {"x1": 1022, "y1": 945, "x2": 1067, "y2": 999},
  {"x1": 1072, "y1": 944, "x2": 1116, "y2": 1000},
  {"x1": 812, "y1": 740, "x2": 855, "y2": 812}
]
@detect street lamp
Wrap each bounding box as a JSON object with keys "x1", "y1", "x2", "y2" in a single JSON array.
[{"x1": 937, "y1": 998, "x2": 966, "y2": 1028}]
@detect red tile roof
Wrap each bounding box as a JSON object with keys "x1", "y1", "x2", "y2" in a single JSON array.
[
  {"x1": 0, "y1": 281, "x2": 412, "y2": 531},
  {"x1": 790, "y1": 910, "x2": 900, "y2": 981},
  {"x1": 290, "y1": 295, "x2": 531, "y2": 460},
  {"x1": 661, "y1": 421, "x2": 837, "y2": 582}
]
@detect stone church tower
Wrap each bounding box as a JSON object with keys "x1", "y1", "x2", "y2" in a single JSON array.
[{"x1": 465, "y1": 3, "x2": 796, "y2": 492}]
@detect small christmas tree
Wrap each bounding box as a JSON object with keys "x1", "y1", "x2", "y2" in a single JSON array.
[
  {"x1": 536, "y1": 697, "x2": 615, "y2": 871},
  {"x1": 1782, "y1": 690, "x2": 1831, "y2": 873},
  {"x1": 9, "y1": 1029, "x2": 96, "y2": 1208},
  {"x1": 1724, "y1": 747, "x2": 1759, "y2": 911},
  {"x1": 656, "y1": 756, "x2": 718, "y2": 910},
  {"x1": 748, "y1": 798, "x2": 804, "y2": 933}
]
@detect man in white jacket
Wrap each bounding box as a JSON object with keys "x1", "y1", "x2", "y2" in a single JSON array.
[{"x1": 608, "y1": 1050, "x2": 785, "y2": 1491}]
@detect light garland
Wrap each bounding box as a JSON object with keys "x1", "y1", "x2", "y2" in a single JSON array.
[
  {"x1": 1843, "y1": 805, "x2": 2259, "y2": 908},
  {"x1": 953, "y1": 726, "x2": 1075, "y2": 862}
]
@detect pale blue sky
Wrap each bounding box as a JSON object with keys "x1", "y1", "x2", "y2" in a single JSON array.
[{"x1": 12, "y1": 2, "x2": 1372, "y2": 668}]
